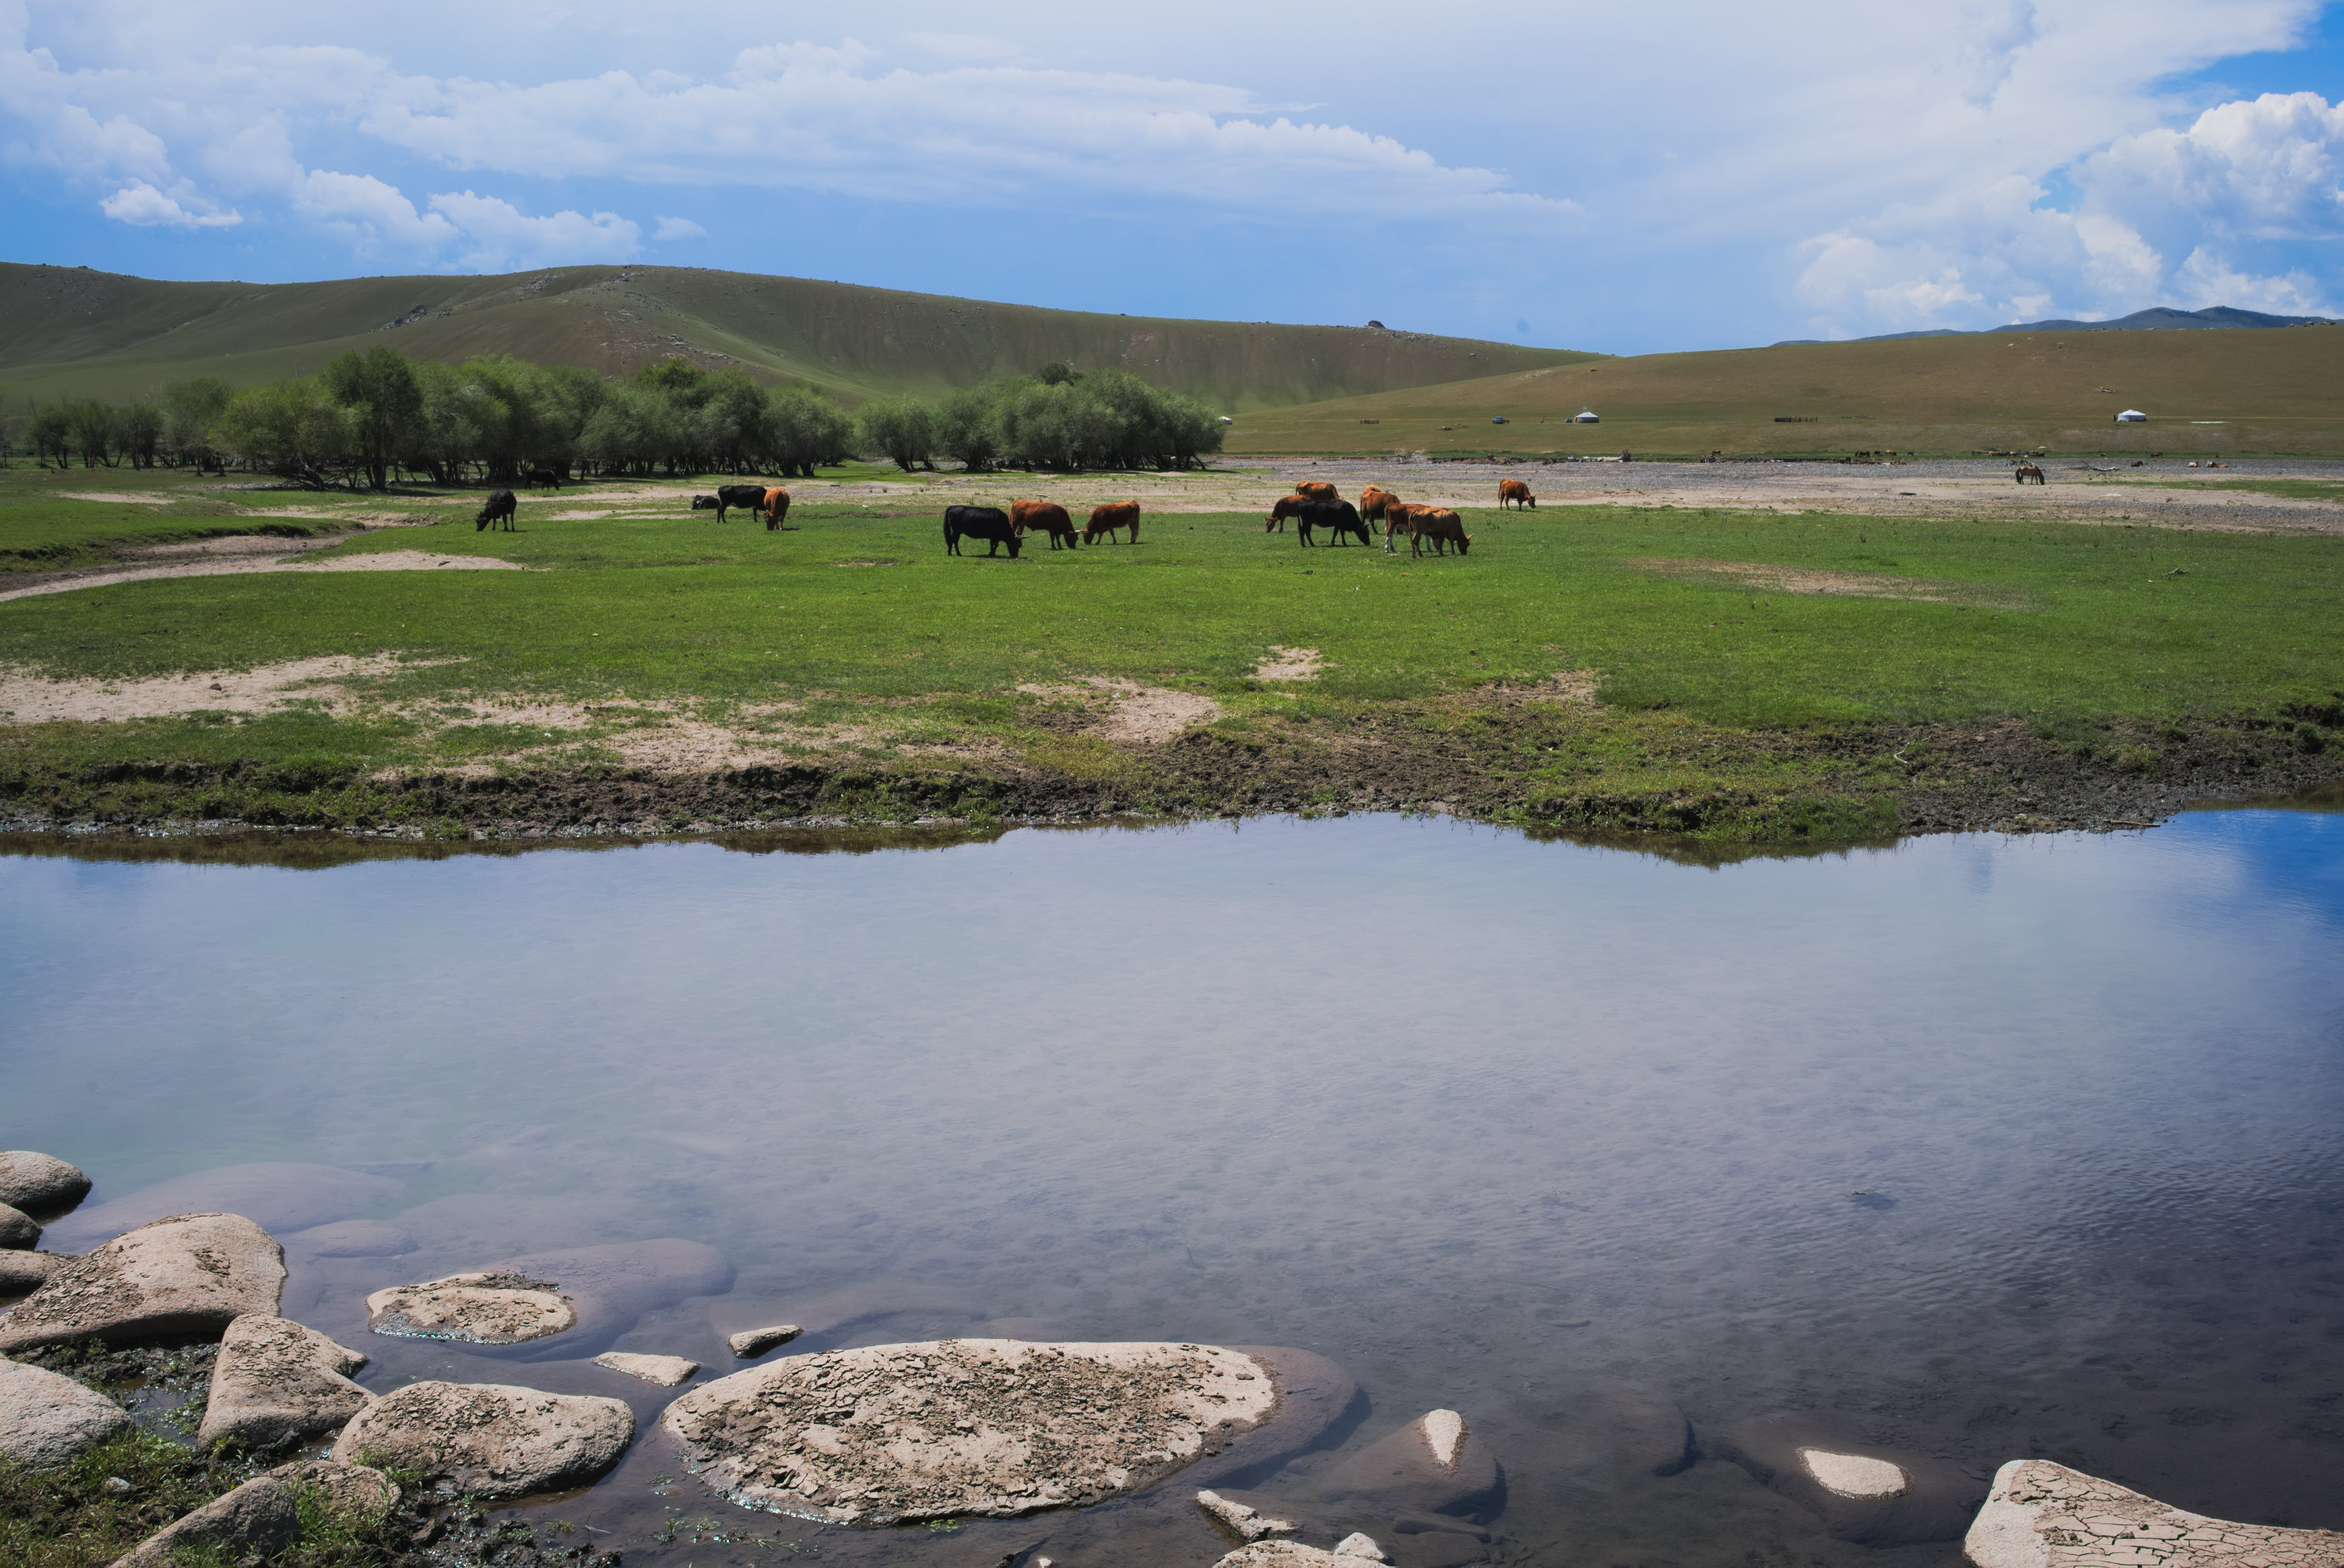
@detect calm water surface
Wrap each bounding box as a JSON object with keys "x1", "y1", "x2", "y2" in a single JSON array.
[{"x1": 4, "y1": 813, "x2": 2341, "y2": 1568}]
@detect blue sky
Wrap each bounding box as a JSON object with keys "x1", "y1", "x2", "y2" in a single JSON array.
[{"x1": 3, "y1": 0, "x2": 2341, "y2": 355}]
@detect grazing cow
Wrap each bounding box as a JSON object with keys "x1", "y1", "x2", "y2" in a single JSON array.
[
  {"x1": 692, "y1": 494, "x2": 721, "y2": 515},
  {"x1": 761, "y1": 487, "x2": 791, "y2": 531},
  {"x1": 1264, "y1": 492, "x2": 1309, "y2": 532},
  {"x1": 1266, "y1": 496, "x2": 1371, "y2": 547},
  {"x1": 1010, "y1": 499, "x2": 1080, "y2": 550},
  {"x1": 1498, "y1": 478, "x2": 1536, "y2": 510},
  {"x1": 1381, "y1": 501, "x2": 1423, "y2": 553},
  {"x1": 1358, "y1": 486, "x2": 1400, "y2": 525},
  {"x1": 1391, "y1": 504, "x2": 1469, "y2": 557},
  {"x1": 476, "y1": 490, "x2": 517, "y2": 531},
  {"x1": 1295, "y1": 480, "x2": 1338, "y2": 502},
  {"x1": 1084, "y1": 501, "x2": 1141, "y2": 544},
  {"x1": 521, "y1": 467, "x2": 563, "y2": 490},
  {"x1": 944, "y1": 504, "x2": 1021, "y2": 558},
  {"x1": 711, "y1": 483, "x2": 773, "y2": 523},
  {"x1": 2014, "y1": 463, "x2": 2046, "y2": 485}
]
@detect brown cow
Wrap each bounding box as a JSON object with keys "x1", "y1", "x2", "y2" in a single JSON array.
[
  {"x1": 1011, "y1": 499, "x2": 1080, "y2": 549},
  {"x1": 1295, "y1": 480, "x2": 1338, "y2": 502},
  {"x1": 1084, "y1": 501, "x2": 1140, "y2": 544},
  {"x1": 1359, "y1": 485, "x2": 1400, "y2": 524},
  {"x1": 1497, "y1": 478, "x2": 1536, "y2": 510},
  {"x1": 1379, "y1": 501, "x2": 1421, "y2": 553},
  {"x1": 1265, "y1": 495, "x2": 1312, "y2": 532},
  {"x1": 1397, "y1": 506, "x2": 1470, "y2": 558},
  {"x1": 762, "y1": 487, "x2": 791, "y2": 530}
]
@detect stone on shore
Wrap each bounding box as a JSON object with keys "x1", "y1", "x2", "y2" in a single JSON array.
[
  {"x1": 0, "y1": 1251, "x2": 62, "y2": 1297},
  {"x1": 197, "y1": 1313, "x2": 375, "y2": 1450},
  {"x1": 1718, "y1": 1411, "x2": 1981, "y2": 1546},
  {"x1": 0, "y1": 1204, "x2": 39, "y2": 1250},
  {"x1": 331, "y1": 1381, "x2": 634, "y2": 1499},
  {"x1": 0, "y1": 1357, "x2": 133, "y2": 1468},
  {"x1": 1216, "y1": 1544, "x2": 1390, "y2": 1568},
  {"x1": 0, "y1": 1152, "x2": 91, "y2": 1220},
  {"x1": 728, "y1": 1324, "x2": 803, "y2": 1358},
  {"x1": 284, "y1": 1219, "x2": 417, "y2": 1257},
  {"x1": 1199, "y1": 1487, "x2": 1300, "y2": 1542},
  {"x1": 0, "y1": 1212, "x2": 286, "y2": 1352},
  {"x1": 663, "y1": 1338, "x2": 1282, "y2": 1526},
  {"x1": 1318, "y1": 1410, "x2": 1501, "y2": 1521},
  {"x1": 595, "y1": 1351, "x2": 699, "y2": 1386},
  {"x1": 365, "y1": 1272, "x2": 576, "y2": 1345},
  {"x1": 1965, "y1": 1458, "x2": 2344, "y2": 1568},
  {"x1": 112, "y1": 1458, "x2": 397, "y2": 1568}
]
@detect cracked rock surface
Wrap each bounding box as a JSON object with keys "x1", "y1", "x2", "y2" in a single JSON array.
[
  {"x1": 0, "y1": 1212, "x2": 284, "y2": 1352},
  {"x1": 1215, "y1": 1542, "x2": 1390, "y2": 1567},
  {"x1": 1965, "y1": 1460, "x2": 2344, "y2": 1568},
  {"x1": 364, "y1": 1272, "x2": 576, "y2": 1344},
  {"x1": 197, "y1": 1312, "x2": 375, "y2": 1449},
  {"x1": 0, "y1": 1355, "x2": 133, "y2": 1468},
  {"x1": 663, "y1": 1338, "x2": 1282, "y2": 1526},
  {"x1": 330, "y1": 1380, "x2": 634, "y2": 1499}
]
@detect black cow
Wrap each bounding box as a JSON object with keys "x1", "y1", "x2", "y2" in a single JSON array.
[
  {"x1": 521, "y1": 467, "x2": 563, "y2": 490},
  {"x1": 691, "y1": 494, "x2": 721, "y2": 515},
  {"x1": 712, "y1": 484, "x2": 773, "y2": 523},
  {"x1": 476, "y1": 490, "x2": 517, "y2": 531},
  {"x1": 1290, "y1": 498, "x2": 1371, "y2": 547},
  {"x1": 944, "y1": 504, "x2": 1021, "y2": 558}
]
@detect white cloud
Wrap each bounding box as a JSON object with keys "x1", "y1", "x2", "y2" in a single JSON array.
[
  {"x1": 425, "y1": 190, "x2": 641, "y2": 269},
  {"x1": 653, "y1": 214, "x2": 707, "y2": 241},
  {"x1": 292, "y1": 168, "x2": 456, "y2": 248},
  {"x1": 97, "y1": 176, "x2": 239, "y2": 226}
]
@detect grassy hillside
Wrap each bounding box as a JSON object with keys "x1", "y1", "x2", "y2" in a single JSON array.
[
  {"x1": 1228, "y1": 325, "x2": 2344, "y2": 457},
  {"x1": 0, "y1": 263, "x2": 1596, "y2": 413}
]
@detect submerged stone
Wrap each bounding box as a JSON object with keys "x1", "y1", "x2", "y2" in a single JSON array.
[
  {"x1": 197, "y1": 1313, "x2": 374, "y2": 1449},
  {"x1": 0, "y1": 1152, "x2": 91, "y2": 1220},
  {"x1": 0, "y1": 1204, "x2": 39, "y2": 1250},
  {"x1": 595, "y1": 1351, "x2": 699, "y2": 1386},
  {"x1": 663, "y1": 1338, "x2": 1283, "y2": 1526},
  {"x1": 284, "y1": 1219, "x2": 417, "y2": 1257},
  {"x1": 0, "y1": 1357, "x2": 133, "y2": 1469},
  {"x1": 1200, "y1": 1487, "x2": 1300, "y2": 1542},
  {"x1": 1802, "y1": 1447, "x2": 1908, "y2": 1499},
  {"x1": 364, "y1": 1272, "x2": 576, "y2": 1345},
  {"x1": 46, "y1": 1164, "x2": 399, "y2": 1251},
  {"x1": 331, "y1": 1381, "x2": 634, "y2": 1499},
  {"x1": 1318, "y1": 1409, "x2": 1501, "y2": 1521},
  {"x1": 728, "y1": 1323, "x2": 804, "y2": 1358},
  {"x1": 0, "y1": 1212, "x2": 286, "y2": 1352},
  {"x1": 1965, "y1": 1459, "x2": 2344, "y2": 1568},
  {"x1": 1718, "y1": 1410, "x2": 1980, "y2": 1546}
]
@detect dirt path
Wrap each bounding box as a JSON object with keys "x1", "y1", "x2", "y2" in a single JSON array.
[{"x1": 0, "y1": 541, "x2": 533, "y2": 603}]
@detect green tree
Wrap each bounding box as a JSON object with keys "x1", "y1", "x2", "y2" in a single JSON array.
[
  {"x1": 321, "y1": 345, "x2": 424, "y2": 490},
  {"x1": 212, "y1": 379, "x2": 352, "y2": 478},
  {"x1": 66, "y1": 401, "x2": 119, "y2": 468},
  {"x1": 934, "y1": 385, "x2": 1002, "y2": 471},
  {"x1": 158, "y1": 379, "x2": 232, "y2": 469},
  {"x1": 854, "y1": 395, "x2": 936, "y2": 471},
  {"x1": 27, "y1": 404, "x2": 73, "y2": 468}
]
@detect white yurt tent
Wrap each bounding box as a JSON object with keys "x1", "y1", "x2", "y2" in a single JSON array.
[
  {"x1": 2115, "y1": 409, "x2": 2148, "y2": 422},
  {"x1": 1575, "y1": 410, "x2": 1601, "y2": 424}
]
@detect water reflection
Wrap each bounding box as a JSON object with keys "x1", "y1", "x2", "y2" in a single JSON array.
[{"x1": 3, "y1": 810, "x2": 2340, "y2": 1567}]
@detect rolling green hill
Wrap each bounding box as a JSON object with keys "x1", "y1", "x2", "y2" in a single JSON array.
[
  {"x1": 1227, "y1": 325, "x2": 2344, "y2": 457},
  {"x1": 0, "y1": 263, "x2": 1596, "y2": 413}
]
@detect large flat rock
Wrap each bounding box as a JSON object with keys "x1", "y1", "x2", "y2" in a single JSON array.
[
  {"x1": 663, "y1": 1338, "x2": 1283, "y2": 1526},
  {"x1": 197, "y1": 1313, "x2": 375, "y2": 1450},
  {"x1": 363, "y1": 1239, "x2": 733, "y2": 1356},
  {"x1": 1718, "y1": 1410, "x2": 1983, "y2": 1546},
  {"x1": 112, "y1": 1458, "x2": 397, "y2": 1568},
  {"x1": 366, "y1": 1272, "x2": 577, "y2": 1345},
  {"x1": 0, "y1": 1356, "x2": 133, "y2": 1469},
  {"x1": 44, "y1": 1163, "x2": 399, "y2": 1251},
  {"x1": 0, "y1": 1213, "x2": 285, "y2": 1352},
  {"x1": 0, "y1": 1152, "x2": 90, "y2": 1220},
  {"x1": 1965, "y1": 1459, "x2": 2344, "y2": 1568},
  {"x1": 331, "y1": 1381, "x2": 634, "y2": 1499}
]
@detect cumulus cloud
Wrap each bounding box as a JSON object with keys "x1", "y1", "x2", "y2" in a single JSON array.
[
  {"x1": 97, "y1": 176, "x2": 240, "y2": 226},
  {"x1": 425, "y1": 191, "x2": 641, "y2": 269},
  {"x1": 653, "y1": 215, "x2": 708, "y2": 241}
]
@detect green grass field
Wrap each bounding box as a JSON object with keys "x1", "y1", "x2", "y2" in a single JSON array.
[{"x1": 1, "y1": 461, "x2": 2337, "y2": 843}]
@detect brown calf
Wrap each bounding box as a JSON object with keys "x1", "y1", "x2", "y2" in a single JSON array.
[
  {"x1": 762, "y1": 487, "x2": 791, "y2": 529},
  {"x1": 1084, "y1": 501, "x2": 1140, "y2": 544},
  {"x1": 1396, "y1": 506, "x2": 1470, "y2": 558},
  {"x1": 1497, "y1": 478, "x2": 1536, "y2": 509},
  {"x1": 1012, "y1": 499, "x2": 1080, "y2": 548},
  {"x1": 1359, "y1": 485, "x2": 1400, "y2": 523},
  {"x1": 1295, "y1": 480, "x2": 1338, "y2": 502}
]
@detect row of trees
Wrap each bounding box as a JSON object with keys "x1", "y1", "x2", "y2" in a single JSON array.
[{"x1": 9, "y1": 350, "x2": 1224, "y2": 488}]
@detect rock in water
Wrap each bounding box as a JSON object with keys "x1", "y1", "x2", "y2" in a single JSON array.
[
  {"x1": 1199, "y1": 1487, "x2": 1301, "y2": 1542},
  {"x1": 284, "y1": 1220, "x2": 417, "y2": 1257},
  {"x1": 1965, "y1": 1459, "x2": 2344, "y2": 1568},
  {"x1": 0, "y1": 1204, "x2": 39, "y2": 1250},
  {"x1": 1717, "y1": 1411, "x2": 1981, "y2": 1546},
  {"x1": 331, "y1": 1381, "x2": 634, "y2": 1499},
  {"x1": 595, "y1": 1352, "x2": 699, "y2": 1386},
  {"x1": 112, "y1": 1459, "x2": 397, "y2": 1567},
  {"x1": 0, "y1": 1152, "x2": 91, "y2": 1220},
  {"x1": 0, "y1": 1357, "x2": 133, "y2": 1468},
  {"x1": 1215, "y1": 1545, "x2": 1390, "y2": 1567},
  {"x1": 0, "y1": 1253, "x2": 61, "y2": 1297},
  {"x1": 0, "y1": 1213, "x2": 285, "y2": 1352},
  {"x1": 365, "y1": 1273, "x2": 576, "y2": 1344},
  {"x1": 729, "y1": 1324, "x2": 804, "y2": 1358},
  {"x1": 197, "y1": 1313, "x2": 375, "y2": 1449},
  {"x1": 1318, "y1": 1409, "x2": 1502, "y2": 1521},
  {"x1": 663, "y1": 1338, "x2": 1282, "y2": 1525},
  {"x1": 46, "y1": 1163, "x2": 398, "y2": 1249}
]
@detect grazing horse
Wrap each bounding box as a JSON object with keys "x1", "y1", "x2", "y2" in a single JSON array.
[
  {"x1": 1295, "y1": 480, "x2": 1338, "y2": 502},
  {"x1": 2014, "y1": 463, "x2": 2046, "y2": 485},
  {"x1": 1084, "y1": 501, "x2": 1141, "y2": 544},
  {"x1": 944, "y1": 504, "x2": 1021, "y2": 558},
  {"x1": 1011, "y1": 500, "x2": 1080, "y2": 550},
  {"x1": 476, "y1": 490, "x2": 517, "y2": 531},
  {"x1": 1498, "y1": 478, "x2": 1536, "y2": 509}
]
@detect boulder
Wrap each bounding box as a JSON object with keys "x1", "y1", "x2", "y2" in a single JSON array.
[
  {"x1": 1965, "y1": 1458, "x2": 2344, "y2": 1568},
  {"x1": 1200, "y1": 1487, "x2": 1300, "y2": 1542},
  {"x1": 1216, "y1": 1544, "x2": 1390, "y2": 1568},
  {"x1": 0, "y1": 1252, "x2": 62, "y2": 1297},
  {"x1": 284, "y1": 1220, "x2": 416, "y2": 1258},
  {"x1": 0, "y1": 1152, "x2": 90, "y2": 1220},
  {"x1": 729, "y1": 1324, "x2": 804, "y2": 1358},
  {"x1": 1317, "y1": 1410, "x2": 1502, "y2": 1522},
  {"x1": 0, "y1": 1213, "x2": 285, "y2": 1352},
  {"x1": 45, "y1": 1164, "x2": 398, "y2": 1250},
  {"x1": 112, "y1": 1459, "x2": 397, "y2": 1567},
  {"x1": 331, "y1": 1381, "x2": 634, "y2": 1499},
  {"x1": 663, "y1": 1338, "x2": 1282, "y2": 1526},
  {"x1": 196, "y1": 1313, "x2": 375, "y2": 1450},
  {"x1": 595, "y1": 1352, "x2": 698, "y2": 1387},
  {"x1": 1716, "y1": 1411, "x2": 1982, "y2": 1546},
  {"x1": 365, "y1": 1273, "x2": 577, "y2": 1346},
  {"x1": 0, "y1": 1204, "x2": 39, "y2": 1250},
  {"x1": 0, "y1": 1357, "x2": 133, "y2": 1468}
]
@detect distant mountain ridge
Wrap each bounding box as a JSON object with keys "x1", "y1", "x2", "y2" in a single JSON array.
[{"x1": 1772, "y1": 304, "x2": 2342, "y2": 348}]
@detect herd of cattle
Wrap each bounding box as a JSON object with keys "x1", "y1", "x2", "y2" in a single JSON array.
[{"x1": 470, "y1": 478, "x2": 1540, "y2": 557}]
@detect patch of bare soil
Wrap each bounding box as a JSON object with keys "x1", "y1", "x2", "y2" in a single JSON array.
[
  {"x1": 0, "y1": 548, "x2": 534, "y2": 603},
  {"x1": 1627, "y1": 557, "x2": 2033, "y2": 607},
  {"x1": 57, "y1": 492, "x2": 174, "y2": 504},
  {"x1": 1254, "y1": 647, "x2": 1323, "y2": 680},
  {"x1": 1017, "y1": 678, "x2": 1223, "y2": 742},
  {"x1": 0, "y1": 654, "x2": 423, "y2": 723},
  {"x1": 1515, "y1": 669, "x2": 1601, "y2": 704}
]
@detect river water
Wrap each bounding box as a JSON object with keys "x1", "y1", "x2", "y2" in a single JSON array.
[{"x1": 3, "y1": 810, "x2": 2341, "y2": 1568}]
